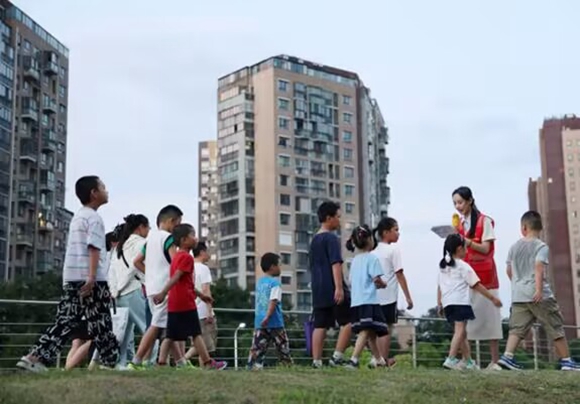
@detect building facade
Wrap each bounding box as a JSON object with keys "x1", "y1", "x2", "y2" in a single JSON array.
[
  {"x1": 529, "y1": 115, "x2": 580, "y2": 337},
  {"x1": 0, "y1": 2, "x2": 70, "y2": 281},
  {"x1": 197, "y1": 140, "x2": 218, "y2": 276},
  {"x1": 215, "y1": 55, "x2": 390, "y2": 310}
]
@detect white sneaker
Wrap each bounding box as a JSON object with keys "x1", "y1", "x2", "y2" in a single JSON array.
[
  {"x1": 443, "y1": 357, "x2": 463, "y2": 370},
  {"x1": 486, "y1": 362, "x2": 502, "y2": 371},
  {"x1": 16, "y1": 356, "x2": 48, "y2": 373},
  {"x1": 464, "y1": 359, "x2": 480, "y2": 370}
]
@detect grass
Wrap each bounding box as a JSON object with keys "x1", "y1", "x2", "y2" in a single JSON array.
[{"x1": 1, "y1": 367, "x2": 579, "y2": 404}]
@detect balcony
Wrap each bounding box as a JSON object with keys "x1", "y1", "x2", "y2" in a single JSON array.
[
  {"x1": 15, "y1": 233, "x2": 33, "y2": 247},
  {"x1": 23, "y1": 65, "x2": 40, "y2": 81},
  {"x1": 19, "y1": 147, "x2": 37, "y2": 163},
  {"x1": 40, "y1": 178, "x2": 56, "y2": 192},
  {"x1": 18, "y1": 190, "x2": 35, "y2": 204},
  {"x1": 38, "y1": 219, "x2": 54, "y2": 233},
  {"x1": 42, "y1": 99, "x2": 57, "y2": 114},
  {"x1": 36, "y1": 260, "x2": 53, "y2": 273},
  {"x1": 43, "y1": 52, "x2": 59, "y2": 76},
  {"x1": 21, "y1": 107, "x2": 38, "y2": 122},
  {"x1": 42, "y1": 129, "x2": 57, "y2": 152}
]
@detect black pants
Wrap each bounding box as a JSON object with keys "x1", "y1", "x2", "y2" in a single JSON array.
[{"x1": 30, "y1": 281, "x2": 119, "y2": 367}]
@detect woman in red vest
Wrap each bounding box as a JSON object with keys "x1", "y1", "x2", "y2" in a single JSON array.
[{"x1": 452, "y1": 186, "x2": 503, "y2": 370}]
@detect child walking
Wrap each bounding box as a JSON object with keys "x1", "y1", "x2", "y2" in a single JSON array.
[
  {"x1": 17, "y1": 176, "x2": 119, "y2": 372},
  {"x1": 247, "y1": 253, "x2": 293, "y2": 369},
  {"x1": 498, "y1": 211, "x2": 580, "y2": 371},
  {"x1": 345, "y1": 225, "x2": 388, "y2": 369},
  {"x1": 372, "y1": 217, "x2": 413, "y2": 367},
  {"x1": 438, "y1": 234, "x2": 502, "y2": 370},
  {"x1": 153, "y1": 224, "x2": 227, "y2": 370}
]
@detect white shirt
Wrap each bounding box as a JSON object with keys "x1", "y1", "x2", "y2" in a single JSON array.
[
  {"x1": 372, "y1": 242, "x2": 403, "y2": 305},
  {"x1": 195, "y1": 262, "x2": 214, "y2": 319},
  {"x1": 462, "y1": 215, "x2": 495, "y2": 242},
  {"x1": 144, "y1": 229, "x2": 172, "y2": 296},
  {"x1": 438, "y1": 259, "x2": 480, "y2": 307},
  {"x1": 62, "y1": 207, "x2": 108, "y2": 283},
  {"x1": 109, "y1": 234, "x2": 146, "y2": 298},
  {"x1": 270, "y1": 286, "x2": 282, "y2": 301}
]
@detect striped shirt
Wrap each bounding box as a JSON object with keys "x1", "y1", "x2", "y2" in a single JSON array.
[{"x1": 62, "y1": 207, "x2": 107, "y2": 283}]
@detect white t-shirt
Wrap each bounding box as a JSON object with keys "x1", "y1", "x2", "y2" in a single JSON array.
[
  {"x1": 438, "y1": 259, "x2": 480, "y2": 307},
  {"x1": 270, "y1": 286, "x2": 282, "y2": 301},
  {"x1": 462, "y1": 215, "x2": 495, "y2": 241},
  {"x1": 372, "y1": 242, "x2": 403, "y2": 305},
  {"x1": 62, "y1": 207, "x2": 108, "y2": 283},
  {"x1": 195, "y1": 262, "x2": 214, "y2": 319}
]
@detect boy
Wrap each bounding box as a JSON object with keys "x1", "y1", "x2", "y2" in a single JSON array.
[
  {"x1": 128, "y1": 205, "x2": 183, "y2": 369},
  {"x1": 17, "y1": 176, "x2": 119, "y2": 372},
  {"x1": 185, "y1": 241, "x2": 218, "y2": 360},
  {"x1": 498, "y1": 211, "x2": 580, "y2": 371},
  {"x1": 247, "y1": 253, "x2": 292, "y2": 369},
  {"x1": 309, "y1": 201, "x2": 352, "y2": 368},
  {"x1": 153, "y1": 224, "x2": 227, "y2": 370}
]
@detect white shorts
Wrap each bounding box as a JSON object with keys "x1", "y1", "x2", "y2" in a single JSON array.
[
  {"x1": 467, "y1": 289, "x2": 503, "y2": 341},
  {"x1": 147, "y1": 296, "x2": 168, "y2": 329}
]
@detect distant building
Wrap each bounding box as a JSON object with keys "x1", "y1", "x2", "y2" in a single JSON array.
[{"x1": 197, "y1": 140, "x2": 218, "y2": 277}]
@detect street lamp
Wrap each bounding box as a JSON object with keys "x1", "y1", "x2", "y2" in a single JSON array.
[{"x1": 234, "y1": 322, "x2": 246, "y2": 370}]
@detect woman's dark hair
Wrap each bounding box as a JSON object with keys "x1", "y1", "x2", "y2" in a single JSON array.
[
  {"x1": 452, "y1": 186, "x2": 479, "y2": 239},
  {"x1": 373, "y1": 217, "x2": 398, "y2": 240},
  {"x1": 346, "y1": 224, "x2": 376, "y2": 252},
  {"x1": 116, "y1": 214, "x2": 149, "y2": 258},
  {"x1": 106, "y1": 223, "x2": 124, "y2": 252},
  {"x1": 439, "y1": 234, "x2": 465, "y2": 269}
]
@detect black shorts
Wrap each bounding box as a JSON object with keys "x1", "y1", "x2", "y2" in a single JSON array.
[
  {"x1": 166, "y1": 310, "x2": 202, "y2": 341},
  {"x1": 313, "y1": 301, "x2": 353, "y2": 329},
  {"x1": 444, "y1": 305, "x2": 475, "y2": 324},
  {"x1": 381, "y1": 302, "x2": 399, "y2": 325},
  {"x1": 70, "y1": 320, "x2": 91, "y2": 341}
]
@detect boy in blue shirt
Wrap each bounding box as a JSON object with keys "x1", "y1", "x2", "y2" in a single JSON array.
[{"x1": 247, "y1": 253, "x2": 293, "y2": 369}]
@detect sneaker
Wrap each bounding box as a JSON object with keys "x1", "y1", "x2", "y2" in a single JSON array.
[
  {"x1": 443, "y1": 357, "x2": 463, "y2": 370},
  {"x1": 486, "y1": 362, "x2": 503, "y2": 371},
  {"x1": 311, "y1": 362, "x2": 323, "y2": 369},
  {"x1": 560, "y1": 359, "x2": 580, "y2": 371},
  {"x1": 498, "y1": 355, "x2": 523, "y2": 371},
  {"x1": 344, "y1": 360, "x2": 359, "y2": 369},
  {"x1": 387, "y1": 358, "x2": 397, "y2": 368},
  {"x1": 329, "y1": 356, "x2": 346, "y2": 367},
  {"x1": 16, "y1": 356, "x2": 48, "y2": 373},
  {"x1": 176, "y1": 361, "x2": 198, "y2": 370},
  {"x1": 126, "y1": 362, "x2": 147, "y2": 371},
  {"x1": 205, "y1": 359, "x2": 227, "y2": 370},
  {"x1": 464, "y1": 359, "x2": 480, "y2": 370}
]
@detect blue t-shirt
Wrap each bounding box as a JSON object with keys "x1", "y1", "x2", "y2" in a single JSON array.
[
  {"x1": 349, "y1": 252, "x2": 384, "y2": 307},
  {"x1": 309, "y1": 232, "x2": 346, "y2": 308},
  {"x1": 254, "y1": 276, "x2": 284, "y2": 329}
]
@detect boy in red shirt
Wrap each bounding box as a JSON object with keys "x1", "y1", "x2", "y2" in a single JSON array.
[{"x1": 153, "y1": 224, "x2": 227, "y2": 370}]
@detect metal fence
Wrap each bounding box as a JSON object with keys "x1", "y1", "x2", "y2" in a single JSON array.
[{"x1": 1, "y1": 299, "x2": 579, "y2": 372}]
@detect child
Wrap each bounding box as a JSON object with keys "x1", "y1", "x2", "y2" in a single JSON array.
[
  {"x1": 345, "y1": 225, "x2": 388, "y2": 369},
  {"x1": 129, "y1": 205, "x2": 183, "y2": 369},
  {"x1": 153, "y1": 224, "x2": 227, "y2": 370},
  {"x1": 17, "y1": 176, "x2": 119, "y2": 372},
  {"x1": 247, "y1": 253, "x2": 293, "y2": 369},
  {"x1": 65, "y1": 319, "x2": 95, "y2": 370},
  {"x1": 437, "y1": 234, "x2": 502, "y2": 370},
  {"x1": 372, "y1": 217, "x2": 413, "y2": 367},
  {"x1": 498, "y1": 211, "x2": 580, "y2": 371}
]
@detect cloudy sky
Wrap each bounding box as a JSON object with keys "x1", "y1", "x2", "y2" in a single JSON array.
[{"x1": 16, "y1": 0, "x2": 580, "y2": 317}]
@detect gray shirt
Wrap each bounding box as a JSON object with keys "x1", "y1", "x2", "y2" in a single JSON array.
[{"x1": 506, "y1": 238, "x2": 553, "y2": 303}]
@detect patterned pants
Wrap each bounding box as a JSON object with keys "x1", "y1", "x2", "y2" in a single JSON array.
[
  {"x1": 30, "y1": 281, "x2": 119, "y2": 367},
  {"x1": 247, "y1": 328, "x2": 292, "y2": 367}
]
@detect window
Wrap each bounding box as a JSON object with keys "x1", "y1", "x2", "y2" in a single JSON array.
[
  {"x1": 279, "y1": 213, "x2": 291, "y2": 226},
  {"x1": 57, "y1": 161, "x2": 63, "y2": 173},
  {"x1": 342, "y1": 95, "x2": 351, "y2": 105},
  {"x1": 342, "y1": 130, "x2": 353, "y2": 143},
  {"x1": 278, "y1": 155, "x2": 291, "y2": 167},
  {"x1": 281, "y1": 276, "x2": 292, "y2": 285},
  {"x1": 279, "y1": 231, "x2": 292, "y2": 246},
  {"x1": 345, "y1": 184, "x2": 354, "y2": 196},
  {"x1": 568, "y1": 154, "x2": 573, "y2": 161},
  {"x1": 280, "y1": 194, "x2": 290, "y2": 206},
  {"x1": 278, "y1": 136, "x2": 290, "y2": 148},
  {"x1": 278, "y1": 98, "x2": 290, "y2": 110},
  {"x1": 345, "y1": 202, "x2": 355, "y2": 214},
  {"x1": 569, "y1": 168, "x2": 575, "y2": 177},
  {"x1": 281, "y1": 254, "x2": 291, "y2": 266},
  {"x1": 59, "y1": 85, "x2": 66, "y2": 98},
  {"x1": 343, "y1": 112, "x2": 353, "y2": 123},
  {"x1": 278, "y1": 117, "x2": 290, "y2": 129},
  {"x1": 279, "y1": 175, "x2": 289, "y2": 186},
  {"x1": 23, "y1": 40, "x2": 31, "y2": 51},
  {"x1": 344, "y1": 166, "x2": 354, "y2": 179},
  {"x1": 278, "y1": 79, "x2": 289, "y2": 92},
  {"x1": 343, "y1": 148, "x2": 353, "y2": 161}
]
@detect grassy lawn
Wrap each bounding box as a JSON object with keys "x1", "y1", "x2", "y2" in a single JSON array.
[{"x1": 1, "y1": 368, "x2": 579, "y2": 404}]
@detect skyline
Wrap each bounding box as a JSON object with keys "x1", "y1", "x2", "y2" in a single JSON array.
[{"x1": 14, "y1": 0, "x2": 580, "y2": 316}]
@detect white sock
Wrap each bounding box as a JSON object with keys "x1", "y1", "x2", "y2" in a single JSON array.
[
  {"x1": 313, "y1": 359, "x2": 323, "y2": 367},
  {"x1": 370, "y1": 357, "x2": 377, "y2": 366},
  {"x1": 562, "y1": 357, "x2": 571, "y2": 362},
  {"x1": 350, "y1": 356, "x2": 359, "y2": 364},
  {"x1": 333, "y1": 351, "x2": 343, "y2": 360},
  {"x1": 504, "y1": 352, "x2": 514, "y2": 359},
  {"x1": 376, "y1": 357, "x2": 386, "y2": 366},
  {"x1": 132, "y1": 357, "x2": 142, "y2": 365},
  {"x1": 176, "y1": 358, "x2": 187, "y2": 367}
]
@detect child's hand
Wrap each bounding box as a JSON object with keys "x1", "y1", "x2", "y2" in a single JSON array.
[
  {"x1": 260, "y1": 317, "x2": 269, "y2": 328},
  {"x1": 406, "y1": 297, "x2": 414, "y2": 310},
  {"x1": 373, "y1": 277, "x2": 387, "y2": 289},
  {"x1": 200, "y1": 294, "x2": 214, "y2": 305},
  {"x1": 153, "y1": 292, "x2": 166, "y2": 305},
  {"x1": 437, "y1": 305, "x2": 443, "y2": 317},
  {"x1": 533, "y1": 290, "x2": 543, "y2": 304},
  {"x1": 492, "y1": 297, "x2": 502, "y2": 308}
]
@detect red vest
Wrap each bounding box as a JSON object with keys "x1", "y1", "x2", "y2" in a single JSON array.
[{"x1": 457, "y1": 213, "x2": 499, "y2": 289}]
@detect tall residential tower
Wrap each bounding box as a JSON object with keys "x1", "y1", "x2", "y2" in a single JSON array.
[{"x1": 198, "y1": 140, "x2": 218, "y2": 276}]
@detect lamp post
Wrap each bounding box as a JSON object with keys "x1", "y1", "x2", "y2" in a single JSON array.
[{"x1": 234, "y1": 322, "x2": 246, "y2": 370}]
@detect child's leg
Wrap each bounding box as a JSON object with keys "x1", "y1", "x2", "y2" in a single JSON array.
[
  {"x1": 367, "y1": 332, "x2": 382, "y2": 360},
  {"x1": 247, "y1": 329, "x2": 271, "y2": 368},
  {"x1": 351, "y1": 330, "x2": 369, "y2": 361},
  {"x1": 191, "y1": 335, "x2": 212, "y2": 365},
  {"x1": 65, "y1": 340, "x2": 92, "y2": 370},
  {"x1": 85, "y1": 283, "x2": 119, "y2": 368},
  {"x1": 185, "y1": 338, "x2": 197, "y2": 360},
  {"x1": 158, "y1": 338, "x2": 173, "y2": 365},
  {"x1": 65, "y1": 339, "x2": 82, "y2": 369},
  {"x1": 460, "y1": 336, "x2": 471, "y2": 361},
  {"x1": 272, "y1": 329, "x2": 293, "y2": 365},
  {"x1": 448, "y1": 322, "x2": 466, "y2": 358}
]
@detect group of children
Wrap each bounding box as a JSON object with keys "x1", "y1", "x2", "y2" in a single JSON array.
[{"x1": 13, "y1": 174, "x2": 580, "y2": 372}]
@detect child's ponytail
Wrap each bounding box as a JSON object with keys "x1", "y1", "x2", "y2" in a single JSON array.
[{"x1": 439, "y1": 234, "x2": 464, "y2": 269}]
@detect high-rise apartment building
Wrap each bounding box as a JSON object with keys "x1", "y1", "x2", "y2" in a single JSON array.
[
  {"x1": 215, "y1": 55, "x2": 390, "y2": 310},
  {"x1": 0, "y1": 2, "x2": 71, "y2": 281},
  {"x1": 528, "y1": 115, "x2": 580, "y2": 336},
  {"x1": 198, "y1": 140, "x2": 218, "y2": 276}
]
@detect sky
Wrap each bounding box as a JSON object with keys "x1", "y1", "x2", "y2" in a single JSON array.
[{"x1": 15, "y1": 0, "x2": 580, "y2": 317}]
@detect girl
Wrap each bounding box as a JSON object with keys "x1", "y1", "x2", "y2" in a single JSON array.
[
  {"x1": 65, "y1": 319, "x2": 94, "y2": 370},
  {"x1": 437, "y1": 234, "x2": 502, "y2": 370},
  {"x1": 372, "y1": 217, "x2": 413, "y2": 367},
  {"x1": 345, "y1": 225, "x2": 388, "y2": 369}
]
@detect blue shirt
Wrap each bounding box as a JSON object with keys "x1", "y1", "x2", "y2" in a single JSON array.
[
  {"x1": 254, "y1": 276, "x2": 284, "y2": 329},
  {"x1": 309, "y1": 232, "x2": 346, "y2": 308},
  {"x1": 349, "y1": 253, "x2": 384, "y2": 307}
]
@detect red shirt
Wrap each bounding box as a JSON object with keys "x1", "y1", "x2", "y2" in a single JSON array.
[{"x1": 168, "y1": 251, "x2": 197, "y2": 312}]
